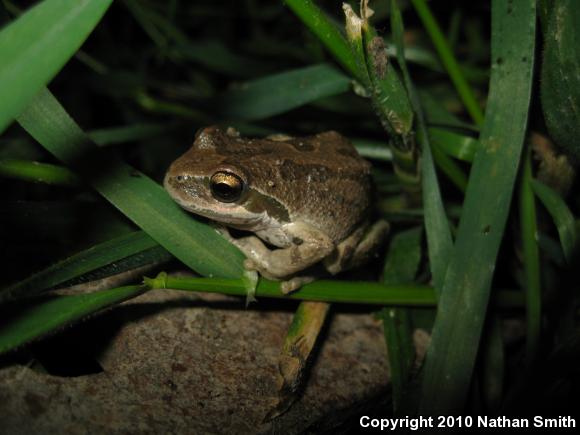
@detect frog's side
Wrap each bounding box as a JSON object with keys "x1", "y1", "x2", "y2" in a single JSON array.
[{"x1": 164, "y1": 126, "x2": 389, "y2": 292}]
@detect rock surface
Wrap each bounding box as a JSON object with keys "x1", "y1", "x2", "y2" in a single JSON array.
[{"x1": 0, "y1": 289, "x2": 392, "y2": 434}]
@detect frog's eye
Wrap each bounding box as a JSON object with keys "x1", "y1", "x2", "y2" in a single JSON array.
[{"x1": 210, "y1": 171, "x2": 244, "y2": 203}]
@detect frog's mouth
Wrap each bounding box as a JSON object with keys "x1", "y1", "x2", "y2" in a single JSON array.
[
  {"x1": 180, "y1": 202, "x2": 265, "y2": 229},
  {"x1": 165, "y1": 189, "x2": 265, "y2": 230}
]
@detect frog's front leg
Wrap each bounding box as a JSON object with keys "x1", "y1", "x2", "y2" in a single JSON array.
[{"x1": 217, "y1": 222, "x2": 334, "y2": 282}]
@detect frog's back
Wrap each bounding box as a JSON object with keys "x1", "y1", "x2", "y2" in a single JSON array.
[{"x1": 222, "y1": 131, "x2": 373, "y2": 242}]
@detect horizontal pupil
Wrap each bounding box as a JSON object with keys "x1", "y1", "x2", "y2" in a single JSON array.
[
  {"x1": 216, "y1": 183, "x2": 235, "y2": 194},
  {"x1": 212, "y1": 181, "x2": 240, "y2": 201}
]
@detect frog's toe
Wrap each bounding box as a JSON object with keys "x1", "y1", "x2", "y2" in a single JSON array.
[
  {"x1": 280, "y1": 276, "x2": 316, "y2": 294},
  {"x1": 280, "y1": 281, "x2": 297, "y2": 294},
  {"x1": 244, "y1": 260, "x2": 278, "y2": 281}
]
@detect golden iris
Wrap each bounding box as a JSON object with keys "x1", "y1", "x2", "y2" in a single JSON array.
[{"x1": 210, "y1": 171, "x2": 244, "y2": 203}]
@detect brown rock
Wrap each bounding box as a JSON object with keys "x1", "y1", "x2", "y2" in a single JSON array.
[{"x1": 0, "y1": 289, "x2": 393, "y2": 434}]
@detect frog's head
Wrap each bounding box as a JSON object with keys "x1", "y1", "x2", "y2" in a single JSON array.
[{"x1": 164, "y1": 126, "x2": 290, "y2": 230}]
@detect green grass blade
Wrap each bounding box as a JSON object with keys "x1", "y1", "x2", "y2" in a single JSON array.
[
  {"x1": 284, "y1": 0, "x2": 362, "y2": 81},
  {"x1": 0, "y1": 159, "x2": 80, "y2": 186},
  {"x1": 17, "y1": 88, "x2": 245, "y2": 279},
  {"x1": 480, "y1": 314, "x2": 505, "y2": 412},
  {"x1": 89, "y1": 123, "x2": 172, "y2": 146},
  {"x1": 391, "y1": 0, "x2": 453, "y2": 292},
  {"x1": 342, "y1": 2, "x2": 417, "y2": 187},
  {"x1": 352, "y1": 138, "x2": 393, "y2": 162},
  {"x1": 149, "y1": 274, "x2": 436, "y2": 306},
  {"x1": 429, "y1": 128, "x2": 479, "y2": 162},
  {"x1": 536, "y1": 232, "x2": 565, "y2": 266},
  {"x1": 178, "y1": 39, "x2": 274, "y2": 78},
  {"x1": 378, "y1": 307, "x2": 414, "y2": 413},
  {"x1": 381, "y1": 227, "x2": 423, "y2": 412},
  {"x1": 145, "y1": 274, "x2": 520, "y2": 308},
  {"x1": 410, "y1": 0, "x2": 484, "y2": 126},
  {"x1": 431, "y1": 145, "x2": 468, "y2": 192},
  {"x1": 362, "y1": 20, "x2": 414, "y2": 151},
  {"x1": 1, "y1": 231, "x2": 162, "y2": 302},
  {"x1": 531, "y1": 179, "x2": 578, "y2": 263},
  {"x1": 0, "y1": 285, "x2": 146, "y2": 355},
  {"x1": 418, "y1": 0, "x2": 536, "y2": 414},
  {"x1": 217, "y1": 64, "x2": 351, "y2": 121},
  {"x1": 0, "y1": 0, "x2": 112, "y2": 134},
  {"x1": 540, "y1": 0, "x2": 580, "y2": 162},
  {"x1": 122, "y1": 0, "x2": 167, "y2": 52},
  {"x1": 419, "y1": 90, "x2": 478, "y2": 131},
  {"x1": 126, "y1": 0, "x2": 275, "y2": 78},
  {"x1": 382, "y1": 227, "x2": 423, "y2": 286},
  {"x1": 519, "y1": 148, "x2": 541, "y2": 369}
]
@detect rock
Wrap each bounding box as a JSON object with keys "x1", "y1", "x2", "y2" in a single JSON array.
[{"x1": 0, "y1": 289, "x2": 393, "y2": 434}]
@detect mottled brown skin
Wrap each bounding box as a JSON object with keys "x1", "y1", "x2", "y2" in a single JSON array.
[
  {"x1": 165, "y1": 126, "x2": 388, "y2": 292},
  {"x1": 167, "y1": 126, "x2": 371, "y2": 241}
]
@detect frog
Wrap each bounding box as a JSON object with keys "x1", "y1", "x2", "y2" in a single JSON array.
[{"x1": 164, "y1": 126, "x2": 389, "y2": 293}]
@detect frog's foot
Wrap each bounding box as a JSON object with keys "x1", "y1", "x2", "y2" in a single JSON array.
[
  {"x1": 349, "y1": 219, "x2": 390, "y2": 268},
  {"x1": 324, "y1": 219, "x2": 390, "y2": 275},
  {"x1": 244, "y1": 260, "x2": 315, "y2": 294}
]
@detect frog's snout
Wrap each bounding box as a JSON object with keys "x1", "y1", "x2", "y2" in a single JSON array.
[
  {"x1": 163, "y1": 171, "x2": 175, "y2": 191},
  {"x1": 163, "y1": 172, "x2": 191, "y2": 190}
]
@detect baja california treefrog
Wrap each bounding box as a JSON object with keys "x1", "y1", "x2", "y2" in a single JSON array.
[{"x1": 164, "y1": 126, "x2": 389, "y2": 292}]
